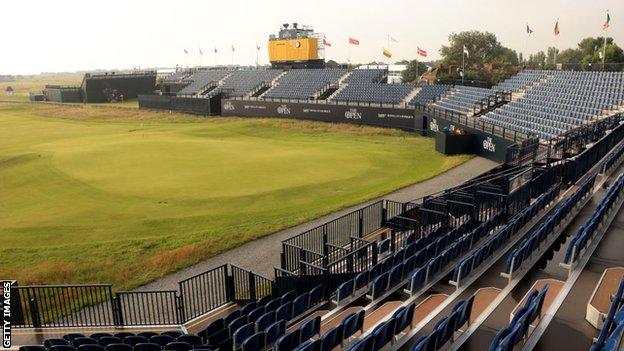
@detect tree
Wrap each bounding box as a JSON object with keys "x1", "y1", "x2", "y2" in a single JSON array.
[
  {"x1": 529, "y1": 51, "x2": 546, "y2": 68},
  {"x1": 325, "y1": 60, "x2": 341, "y2": 68},
  {"x1": 401, "y1": 60, "x2": 429, "y2": 82},
  {"x1": 440, "y1": 31, "x2": 507, "y2": 68},
  {"x1": 557, "y1": 48, "x2": 583, "y2": 70}
]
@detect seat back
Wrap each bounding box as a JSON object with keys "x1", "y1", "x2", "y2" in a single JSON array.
[{"x1": 299, "y1": 315, "x2": 321, "y2": 341}]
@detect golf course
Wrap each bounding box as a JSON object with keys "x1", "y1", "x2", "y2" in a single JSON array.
[{"x1": 0, "y1": 102, "x2": 471, "y2": 291}]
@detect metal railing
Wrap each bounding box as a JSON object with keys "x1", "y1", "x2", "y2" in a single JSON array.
[{"x1": 11, "y1": 264, "x2": 274, "y2": 328}]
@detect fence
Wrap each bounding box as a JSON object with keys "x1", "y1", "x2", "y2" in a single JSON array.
[
  {"x1": 11, "y1": 264, "x2": 273, "y2": 328},
  {"x1": 280, "y1": 200, "x2": 386, "y2": 273}
]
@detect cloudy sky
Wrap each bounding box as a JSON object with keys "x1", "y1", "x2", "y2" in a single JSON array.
[{"x1": 2, "y1": 0, "x2": 622, "y2": 75}]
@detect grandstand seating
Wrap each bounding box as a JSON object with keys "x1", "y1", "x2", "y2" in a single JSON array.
[
  {"x1": 177, "y1": 70, "x2": 231, "y2": 95},
  {"x1": 331, "y1": 83, "x2": 415, "y2": 104},
  {"x1": 343, "y1": 69, "x2": 386, "y2": 84},
  {"x1": 563, "y1": 173, "x2": 624, "y2": 265},
  {"x1": 480, "y1": 71, "x2": 624, "y2": 140},
  {"x1": 206, "y1": 69, "x2": 282, "y2": 98},
  {"x1": 603, "y1": 144, "x2": 624, "y2": 175},
  {"x1": 432, "y1": 85, "x2": 496, "y2": 114},
  {"x1": 410, "y1": 295, "x2": 475, "y2": 351},
  {"x1": 487, "y1": 284, "x2": 550, "y2": 351},
  {"x1": 590, "y1": 277, "x2": 624, "y2": 351},
  {"x1": 502, "y1": 175, "x2": 594, "y2": 274},
  {"x1": 450, "y1": 184, "x2": 560, "y2": 285},
  {"x1": 408, "y1": 84, "x2": 452, "y2": 107},
  {"x1": 262, "y1": 69, "x2": 346, "y2": 100}
]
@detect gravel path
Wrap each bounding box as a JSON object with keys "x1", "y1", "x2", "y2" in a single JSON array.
[{"x1": 135, "y1": 156, "x2": 498, "y2": 291}]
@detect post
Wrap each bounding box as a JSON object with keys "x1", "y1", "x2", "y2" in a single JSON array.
[
  {"x1": 112, "y1": 294, "x2": 124, "y2": 326},
  {"x1": 602, "y1": 36, "x2": 607, "y2": 71},
  {"x1": 462, "y1": 49, "x2": 465, "y2": 85},
  {"x1": 248, "y1": 272, "x2": 257, "y2": 301},
  {"x1": 28, "y1": 297, "x2": 42, "y2": 328}
]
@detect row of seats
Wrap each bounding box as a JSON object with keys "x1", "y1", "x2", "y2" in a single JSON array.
[
  {"x1": 488, "y1": 284, "x2": 550, "y2": 351},
  {"x1": 198, "y1": 287, "x2": 323, "y2": 351},
  {"x1": 331, "y1": 84, "x2": 415, "y2": 105},
  {"x1": 491, "y1": 70, "x2": 547, "y2": 93},
  {"x1": 337, "y1": 303, "x2": 416, "y2": 351},
  {"x1": 590, "y1": 277, "x2": 624, "y2": 351},
  {"x1": 206, "y1": 70, "x2": 283, "y2": 98},
  {"x1": 603, "y1": 144, "x2": 624, "y2": 175},
  {"x1": 410, "y1": 295, "x2": 475, "y2": 351},
  {"x1": 563, "y1": 174, "x2": 623, "y2": 264},
  {"x1": 453, "y1": 184, "x2": 559, "y2": 281},
  {"x1": 480, "y1": 71, "x2": 624, "y2": 140},
  {"x1": 408, "y1": 85, "x2": 452, "y2": 107},
  {"x1": 24, "y1": 331, "x2": 207, "y2": 351},
  {"x1": 347, "y1": 216, "x2": 496, "y2": 304},
  {"x1": 343, "y1": 69, "x2": 386, "y2": 85},
  {"x1": 503, "y1": 178, "x2": 590, "y2": 274},
  {"x1": 262, "y1": 69, "x2": 346, "y2": 100},
  {"x1": 178, "y1": 70, "x2": 231, "y2": 95},
  {"x1": 432, "y1": 85, "x2": 495, "y2": 114}
]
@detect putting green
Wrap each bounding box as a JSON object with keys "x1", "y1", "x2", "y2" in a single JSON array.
[{"x1": 0, "y1": 103, "x2": 471, "y2": 289}]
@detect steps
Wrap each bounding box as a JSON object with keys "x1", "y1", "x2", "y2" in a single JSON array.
[{"x1": 401, "y1": 86, "x2": 422, "y2": 106}]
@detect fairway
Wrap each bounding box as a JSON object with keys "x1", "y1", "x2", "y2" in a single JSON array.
[{"x1": 0, "y1": 103, "x2": 471, "y2": 290}]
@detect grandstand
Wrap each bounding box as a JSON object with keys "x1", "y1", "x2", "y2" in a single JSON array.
[
  {"x1": 480, "y1": 70, "x2": 624, "y2": 140},
  {"x1": 176, "y1": 70, "x2": 231, "y2": 95},
  {"x1": 261, "y1": 68, "x2": 346, "y2": 100}
]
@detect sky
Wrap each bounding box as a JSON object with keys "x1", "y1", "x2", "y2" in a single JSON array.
[{"x1": 2, "y1": 0, "x2": 623, "y2": 75}]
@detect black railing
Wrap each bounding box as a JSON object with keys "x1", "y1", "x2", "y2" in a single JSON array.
[
  {"x1": 421, "y1": 104, "x2": 530, "y2": 142},
  {"x1": 11, "y1": 263, "x2": 273, "y2": 328},
  {"x1": 178, "y1": 265, "x2": 230, "y2": 321},
  {"x1": 115, "y1": 290, "x2": 180, "y2": 326},
  {"x1": 12, "y1": 284, "x2": 115, "y2": 328}
]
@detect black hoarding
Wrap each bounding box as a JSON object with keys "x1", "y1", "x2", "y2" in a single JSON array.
[
  {"x1": 424, "y1": 115, "x2": 518, "y2": 163},
  {"x1": 221, "y1": 99, "x2": 423, "y2": 132}
]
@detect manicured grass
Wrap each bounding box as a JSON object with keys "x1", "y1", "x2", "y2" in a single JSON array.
[{"x1": 0, "y1": 103, "x2": 471, "y2": 290}]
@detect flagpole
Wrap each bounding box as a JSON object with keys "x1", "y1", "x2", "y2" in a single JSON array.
[
  {"x1": 348, "y1": 40, "x2": 351, "y2": 68},
  {"x1": 462, "y1": 50, "x2": 465, "y2": 85},
  {"x1": 602, "y1": 36, "x2": 607, "y2": 71}
]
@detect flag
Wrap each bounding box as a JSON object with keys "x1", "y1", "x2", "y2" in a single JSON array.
[
  {"x1": 231, "y1": 45, "x2": 235, "y2": 52},
  {"x1": 323, "y1": 39, "x2": 332, "y2": 47},
  {"x1": 383, "y1": 48, "x2": 392, "y2": 58},
  {"x1": 463, "y1": 45, "x2": 469, "y2": 57},
  {"x1": 256, "y1": 44, "x2": 261, "y2": 51},
  {"x1": 526, "y1": 24, "x2": 533, "y2": 34},
  {"x1": 199, "y1": 47, "x2": 203, "y2": 56},
  {"x1": 184, "y1": 49, "x2": 188, "y2": 54},
  {"x1": 603, "y1": 11, "x2": 611, "y2": 29},
  {"x1": 417, "y1": 47, "x2": 427, "y2": 57},
  {"x1": 214, "y1": 47, "x2": 217, "y2": 54},
  {"x1": 349, "y1": 37, "x2": 360, "y2": 45},
  {"x1": 554, "y1": 20, "x2": 560, "y2": 36},
  {"x1": 390, "y1": 36, "x2": 398, "y2": 43}
]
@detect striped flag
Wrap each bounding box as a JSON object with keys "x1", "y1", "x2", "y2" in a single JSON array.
[
  {"x1": 383, "y1": 48, "x2": 392, "y2": 58},
  {"x1": 417, "y1": 47, "x2": 427, "y2": 57},
  {"x1": 554, "y1": 19, "x2": 560, "y2": 36},
  {"x1": 603, "y1": 11, "x2": 611, "y2": 29},
  {"x1": 323, "y1": 39, "x2": 332, "y2": 47},
  {"x1": 463, "y1": 45, "x2": 470, "y2": 58},
  {"x1": 349, "y1": 37, "x2": 360, "y2": 45}
]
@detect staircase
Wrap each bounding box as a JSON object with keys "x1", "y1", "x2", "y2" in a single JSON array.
[
  {"x1": 258, "y1": 71, "x2": 287, "y2": 99},
  {"x1": 401, "y1": 86, "x2": 422, "y2": 106},
  {"x1": 337, "y1": 71, "x2": 352, "y2": 85}
]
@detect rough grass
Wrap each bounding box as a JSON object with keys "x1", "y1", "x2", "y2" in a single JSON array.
[{"x1": 0, "y1": 103, "x2": 472, "y2": 290}]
